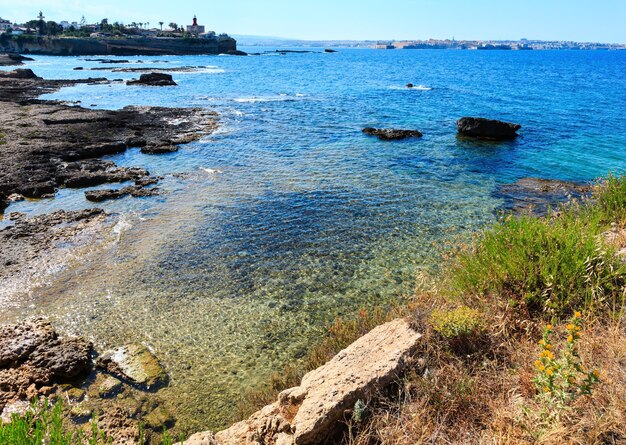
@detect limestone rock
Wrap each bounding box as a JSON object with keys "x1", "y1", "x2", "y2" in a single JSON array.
[
  {"x1": 185, "y1": 318, "x2": 422, "y2": 445},
  {"x1": 96, "y1": 344, "x2": 167, "y2": 388},
  {"x1": 456, "y1": 117, "x2": 521, "y2": 140},
  {"x1": 0, "y1": 318, "x2": 92, "y2": 412},
  {"x1": 362, "y1": 127, "x2": 423, "y2": 140}
]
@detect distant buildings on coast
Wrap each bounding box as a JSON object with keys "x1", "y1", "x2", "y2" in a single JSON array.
[
  {"x1": 0, "y1": 13, "x2": 224, "y2": 41},
  {"x1": 373, "y1": 38, "x2": 626, "y2": 51}
]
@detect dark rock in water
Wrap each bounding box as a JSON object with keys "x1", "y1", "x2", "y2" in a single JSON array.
[
  {"x1": 362, "y1": 127, "x2": 423, "y2": 141},
  {"x1": 96, "y1": 344, "x2": 167, "y2": 388},
  {"x1": 57, "y1": 159, "x2": 149, "y2": 188},
  {"x1": 406, "y1": 83, "x2": 414, "y2": 88},
  {"x1": 0, "y1": 54, "x2": 34, "y2": 66},
  {"x1": 457, "y1": 117, "x2": 521, "y2": 140},
  {"x1": 140, "y1": 145, "x2": 179, "y2": 154},
  {"x1": 324, "y1": 49, "x2": 338, "y2": 53},
  {"x1": 496, "y1": 177, "x2": 591, "y2": 216},
  {"x1": 127, "y1": 72, "x2": 177, "y2": 86},
  {"x1": 0, "y1": 318, "x2": 92, "y2": 412},
  {"x1": 85, "y1": 185, "x2": 160, "y2": 203},
  {"x1": 222, "y1": 50, "x2": 248, "y2": 56},
  {"x1": 0, "y1": 69, "x2": 41, "y2": 79},
  {"x1": 73, "y1": 67, "x2": 84, "y2": 70}
]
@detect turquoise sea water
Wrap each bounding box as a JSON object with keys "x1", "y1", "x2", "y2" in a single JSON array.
[{"x1": 1, "y1": 49, "x2": 626, "y2": 432}]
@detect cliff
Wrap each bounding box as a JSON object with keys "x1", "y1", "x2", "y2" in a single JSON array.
[{"x1": 0, "y1": 35, "x2": 237, "y2": 56}]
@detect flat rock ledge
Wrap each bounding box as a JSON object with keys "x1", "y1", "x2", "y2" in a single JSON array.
[
  {"x1": 183, "y1": 318, "x2": 422, "y2": 445},
  {"x1": 362, "y1": 127, "x2": 423, "y2": 140},
  {"x1": 96, "y1": 344, "x2": 167, "y2": 389}
]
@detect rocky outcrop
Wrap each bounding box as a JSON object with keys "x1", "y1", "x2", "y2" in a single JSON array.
[
  {"x1": 0, "y1": 35, "x2": 237, "y2": 56},
  {"x1": 362, "y1": 127, "x2": 423, "y2": 140},
  {"x1": 0, "y1": 68, "x2": 41, "y2": 79},
  {"x1": 0, "y1": 318, "x2": 92, "y2": 412},
  {"x1": 127, "y1": 73, "x2": 177, "y2": 87},
  {"x1": 0, "y1": 74, "x2": 217, "y2": 213},
  {"x1": 96, "y1": 344, "x2": 167, "y2": 389},
  {"x1": 85, "y1": 185, "x2": 160, "y2": 203},
  {"x1": 183, "y1": 318, "x2": 422, "y2": 445},
  {"x1": 0, "y1": 54, "x2": 34, "y2": 66},
  {"x1": 222, "y1": 50, "x2": 248, "y2": 56},
  {"x1": 456, "y1": 117, "x2": 521, "y2": 140}
]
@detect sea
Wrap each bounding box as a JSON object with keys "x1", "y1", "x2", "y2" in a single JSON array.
[{"x1": 1, "y1": 48, "x2": 626, "y2": 433}]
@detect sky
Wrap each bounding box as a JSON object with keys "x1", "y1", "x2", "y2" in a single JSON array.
[{"x1": 0, "y1": 0, "x2": 625, "y2": 43}]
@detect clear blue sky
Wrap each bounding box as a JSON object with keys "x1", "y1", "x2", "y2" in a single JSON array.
[{"x1": 1, "y1": 0, "x2": 625, "y2": 43}]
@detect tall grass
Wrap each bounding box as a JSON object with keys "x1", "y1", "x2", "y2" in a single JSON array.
[{"x1": 451, "y1": 175, "x2": 626, "y2": 316}]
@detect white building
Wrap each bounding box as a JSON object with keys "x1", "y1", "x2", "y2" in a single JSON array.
[{"x1": 0, "y1": 18, "x2": 12, "y2": 31}]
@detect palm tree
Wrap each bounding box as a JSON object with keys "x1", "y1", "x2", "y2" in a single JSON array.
[{"x1": 159, "y1": 21, "x2": 164, "y2": 31}]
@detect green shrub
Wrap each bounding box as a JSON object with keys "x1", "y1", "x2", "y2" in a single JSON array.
[
  {"x1": 450, "y1": 175, "x2": 626, "y2": 317},
  {"x1": 430, "y1": 306, "x2": 486, "y2": 354}
]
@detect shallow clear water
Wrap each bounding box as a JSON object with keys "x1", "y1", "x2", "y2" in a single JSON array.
[{"x1": 1, "y1": 49, "x2": 626, "y2": 432}]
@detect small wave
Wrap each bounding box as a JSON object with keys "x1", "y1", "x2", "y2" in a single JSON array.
[
  {"x1": 201, "y1": 167, "x2": 224, "y2": 174},
  {"x1": 390, "y1": 85, "x2": 433, "y2": 91},
  {"x1": 112, "y1": 215, "x2": 133, "y2": 239},
  {"x1": 233, "y1": 95, "x2": 302, "y2": 103}
]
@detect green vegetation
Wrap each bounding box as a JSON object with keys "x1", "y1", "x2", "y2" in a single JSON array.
[
  {"x1": 0, "y1": 132, "x2": 5, "y2": 146},
  {"x1": 451, "y1": 176, "x2": 626, "y2": 316},
  {"x1": 0, "y1": 400, "x2": 178, "y2": 445}
]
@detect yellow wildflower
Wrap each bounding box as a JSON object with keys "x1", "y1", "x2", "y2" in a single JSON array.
[
  {"x1": 545, "y1": 344, "x2": 552, "y2": 350},
  {"x1": 538, "y1": 365, "x2": 545, "y2": 372},
  {"x1": 568, "y1": 376, "x2": 576, "y2": 384},
  {"x1": 544, "y1": 386, "x2": 551, "y2": 393},
  {"x1": 546, "y1": 324, "x2": 553, "y2": 330},
  {"x1": 546, "y1": 368, "x2": 553, "y2": 377},
  {"x1": 539, "y1": 339, "x2": 545, "y2": 346},
  {"x1": 567, "y1": 335, "x2": 574, "y2": 342},
  {"x1": 593, "y1": 370, "x2": 600, "y2": 378},
  {"x1": 567, "y1": 324, "x2": 575, "y2": 331},
  {"x1": 575, "y1": 311, "x2": 582, "y2": 318},
  {"x1": 535, "y1": 360, "x2": 541, "y2": 367}
]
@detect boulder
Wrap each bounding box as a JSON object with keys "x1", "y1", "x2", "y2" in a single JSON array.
[
  {"x1": 324, "y1": 49, "x2": 338, "y2": 53},
  {"x1": 0, "y1": 69, "x2": 41, "y2": 79},
  {"x1": 127, "y1": 72, "x2": 177, "y2": 86},
  {"x1": 96, "y1": 344, "x2": 167, "y2": 388},
  {"x1": 456, "y1": 117, "x2": 521, "y2": 140},
  {"x1": 362, "y1": 127, "x2": 423, "y2": 140},
  {"x1": 184, "y1": 318, "x2": 422, "y2": 445},
  {"x1": 406, "y1": 83, "x2": 414, "y2": 88},
  {"x1": 0, "y1": 318, "x2": 92, "y2": 412}
]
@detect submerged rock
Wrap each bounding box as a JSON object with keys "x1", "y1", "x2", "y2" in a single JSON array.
[
  {"x1": 222, "y1": 50, "x2": 248, "y2": 56},
  {"x1": 96, "y1": 344, "x2": 167, "y2": 388},
  {"x1": 496, "y1": 177, "x2": 591, "y2": 216},
  {"x1": 141, "y1": 145, "x2": 179, "y2": 154},
  {"x1": 362, "y1": 127, "x2": 423, "y2": 140},
  {"x1": 324, "y1": 49, "x2": 338, "y2": 53},
  {"x1": 184, "y1": 318, "x2": 422, "y2": 445},
  {"x1": 456, "y1": 117, "x2": 521, "y2": 140},
  {"x1": 127, "y1": 72, "x2": 177, "y2": 86}
]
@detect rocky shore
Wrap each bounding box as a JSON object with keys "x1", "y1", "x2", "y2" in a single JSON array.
[{"x1": 0, "y1": 64, "x2": 218, "y2": 307}]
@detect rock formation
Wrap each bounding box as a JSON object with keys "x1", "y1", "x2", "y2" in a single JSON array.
[
  {"x1": 96, "y1": 344, "x2": 167, "y2": 389},
  {"x1": 127, "y1": 73, "x2": 177, "y2": 86},
  {"x1": 183, "y1": 318, "x2": 422, "y2": 445},
  {"x1": 362, "y1": 127, "x2": 423, "y2": 140},
  {"x1": 456, "y1": 117, "x2": 521, "y2": 140},
  {"x1": 0, "y1": 318, "x2": 92, "y2": 413}
]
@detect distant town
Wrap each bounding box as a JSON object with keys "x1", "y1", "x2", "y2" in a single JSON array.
[
  {"x1": 1, "y1": 12, "x2": 624, "y2": 51},
  {"x1": 0, "y1": 12, "x2": 225, "y2": 40}
]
